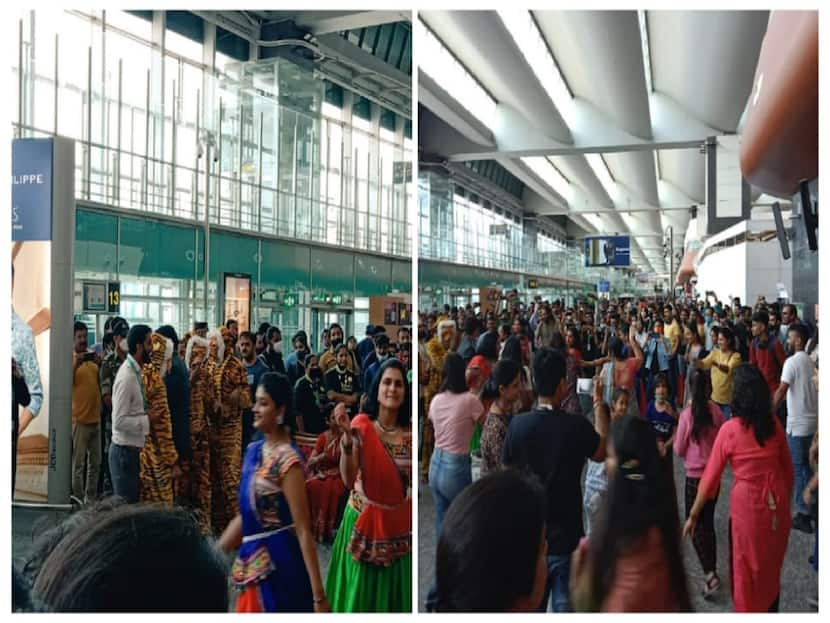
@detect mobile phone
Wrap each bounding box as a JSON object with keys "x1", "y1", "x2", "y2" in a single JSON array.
[{"x1": 82, "y1": 352, "x2": 96, "y2": 362}]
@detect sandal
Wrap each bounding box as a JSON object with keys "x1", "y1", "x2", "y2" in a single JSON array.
[{"x1": 702, "y1": 572, "x2": 721, "y2": 600}]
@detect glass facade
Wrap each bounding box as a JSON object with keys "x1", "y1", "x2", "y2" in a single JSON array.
[
  {"x1": 418, "y1": 169, "x2": 647, "y2": 306},
  {"x1": 13, "y1": 10, "x2": 412, "y2": 259},
  {"x1": 75, "y1": 207, "x2": 411, "y2": 352}
]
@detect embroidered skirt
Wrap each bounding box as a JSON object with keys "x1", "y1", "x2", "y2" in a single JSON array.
[{"x1": 325, "y1": 505, "x2": 412, "y2": 612}]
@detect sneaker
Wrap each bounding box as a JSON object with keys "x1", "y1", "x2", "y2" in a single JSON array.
[{"x1": 792, "y1": 512, "x2": 814, "y2": 534}]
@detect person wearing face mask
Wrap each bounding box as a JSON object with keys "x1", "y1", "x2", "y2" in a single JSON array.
[
  {"x1": 109, "y1": 324, "x2": 153, "y2": 503},
  {"x1": 260, "y1": 326, "x2": 286, "y2": 375},
  {"x1": 363, "y1": 333, "x2": 390, "y2": 394},
  {"x1": 324, "y1": 344, "x2": 360, "y2": 418},
  {"x1": 98, "y1": 317, "x2": 130, "y2": 496},
  {"x1": 292, "y1": 353, "x2": 330, "y2": 435},
  {"x1": 219, "y1": 373, "x2": 330, "y2": 613},
  {"x1": 319, "y1": 323, "x2": 352, "y2": 375},
  {"x1": 139, "y1": 333, "x2": 181, "y2": 504},
  {"x1": 284, "y1": 331, "x2": 309, "y2": 386},
  {"x1": 643, "y1": 320, "x2": 672, "y2": 402}
]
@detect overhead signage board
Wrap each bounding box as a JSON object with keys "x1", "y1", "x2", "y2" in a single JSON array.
[
  {"x1": 107, "y1": 281, "x2": 121, "y2": 313},
  {"x1": 597, "y1": 280, "x2": 610, "y2": 293},
  {"x1": 584, "y1": 236, "x2": 630, "y2": 267},
  {"x1": 528, "y1": 278, "x2": 539, "y2": 289}
]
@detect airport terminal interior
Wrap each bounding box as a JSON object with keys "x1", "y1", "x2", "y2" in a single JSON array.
[
  {"x1": 9, "y1": 6, "x2": 822, "y2": 616},
  {"x1": 417, "y1": 9, "x2": 818, "y2": 613}
]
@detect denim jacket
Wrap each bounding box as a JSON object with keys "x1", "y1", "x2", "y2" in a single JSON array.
[{"x1": 644, "y1": 336, "x2": 672, "y2": 371}]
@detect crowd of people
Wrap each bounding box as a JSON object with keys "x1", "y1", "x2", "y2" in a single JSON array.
[
  {"x1": 420, "y1": 291, "x2": 818, "y2": 612},
  {"x1": 15, "y1": 317, "x2": 413, "y2": 613}
]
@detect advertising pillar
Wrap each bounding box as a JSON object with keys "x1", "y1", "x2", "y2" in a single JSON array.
[{"x1": 12, "y1": 136, "x2": 75, "y2": 506}]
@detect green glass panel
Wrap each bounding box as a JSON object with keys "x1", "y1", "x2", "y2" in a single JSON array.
[
  {"x1": 75, "y1": 209, "x2": 118, "y2": 275},
  {"x1": 119, "y1": 216, "x2": 198, "y2": 280},
  {"x1": 391, "y1": 260, "x2": 411, "y2": 292},
  {"x1": 310, "y1": 248, "x2": 354, "y2": 294},
  {"x1": 260, "y1": 238, "x2": 310, "y2": 289},
  {"x1": 354, "y1": 255, "x2": 391, "y2": 296},
  {"x1": 208, "y1": 231, "x2": 258, "y2": 281}
]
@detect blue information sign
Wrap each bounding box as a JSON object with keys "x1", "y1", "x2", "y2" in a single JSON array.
[
  {"x1": 12, "y1": 138, "x2": 53, "y2": 241},
  {"x1": 597, "y1": 280, "x2": 610, "y2": 293},
  {"x1": 584, "y1": 235, "x2": 630, "y2": 267}
]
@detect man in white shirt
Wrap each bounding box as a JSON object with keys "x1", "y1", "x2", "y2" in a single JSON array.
[
  {"x1": 109, "y1": 324, "x2": 153, "y2": 503},
  {"x1": 772, "y1": 323, "x2": 818, "y2": 533}
]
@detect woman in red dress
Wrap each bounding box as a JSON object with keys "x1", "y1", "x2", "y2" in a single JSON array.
[
  {"x1": 306, "y1": 412, "x2": 346, "y2": 543},
  {"x1": 684, "y1": 364, "x2": 793, "y2": 612}
]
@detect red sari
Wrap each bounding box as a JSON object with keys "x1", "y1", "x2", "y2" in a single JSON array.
[{"x1": 306, "y1": 430, "x2": 346, "y2": 542}]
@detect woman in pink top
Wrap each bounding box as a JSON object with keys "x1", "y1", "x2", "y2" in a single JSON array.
[
  {"x1": 684, "y1": 364, "x2": 793, "y2": 612},
  {"x1": 674, "y1": 366, "x2": 724, "y2": 599},
  {"x1": 428, "y1": 353, "x2": 485, "y2": 538},
  {"x1": 570, "y1": 415, "x2": 691, "y2": 612}
]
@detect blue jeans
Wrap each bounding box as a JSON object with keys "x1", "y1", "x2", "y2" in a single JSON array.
[
  {"x1": 109, "y1": 443, "x2": 140, "y2": 503},
  {"x1": 429, "y1": 447, "x2": 472, "y2": 538},
  {"x1": 538, "y1": 553, "x2": 571, "y2": 612},
  {"x1": 427, "y1": 447, "x2": 472, "y2": 610},
  {"x1": 787, "y1": 433, "x2": 814, "y2": 516},
  {"x1": 716, "y1": 402, "x2": 732, "y2": 420}
]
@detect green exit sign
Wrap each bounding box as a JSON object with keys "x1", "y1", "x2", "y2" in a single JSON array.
[
  {"x1": 283, "y1": 293, "x2": 297, "y2": 308},
  {"x1": 331, "y1": 295, "x2": 343, "y2": 305}
]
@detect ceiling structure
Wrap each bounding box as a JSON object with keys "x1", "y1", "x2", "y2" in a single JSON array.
[
  {"x1": 194, "y1": 10, "x2": 412, "y2": 118},
  {"x1": 418, "y1": 10, "x2": 770, "y2": 276}
]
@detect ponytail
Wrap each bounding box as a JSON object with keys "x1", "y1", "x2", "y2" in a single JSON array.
[{"x1": 481, "y1": 360, "x2": 521, "y2": 402}]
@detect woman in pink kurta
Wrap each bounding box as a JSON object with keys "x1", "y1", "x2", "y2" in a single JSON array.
[{"x1": 684, "y1": 364, "x2": 793, "y2": 612}]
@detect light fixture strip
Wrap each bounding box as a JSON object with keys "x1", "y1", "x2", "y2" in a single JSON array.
[
  {"x1": 521, "y1": 156, "x2": 572, "y2": 203},
  {"x1": 416, "y1": 17, "x2": 497, "y2": 128},
  {"x1": 638, "y1": 10, "x2": 654, "y2": 93},
  {"x1": 497, "y1": 9, "x2": 574, "y2": 123}
]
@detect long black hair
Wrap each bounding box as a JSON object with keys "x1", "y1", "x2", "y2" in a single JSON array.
[
  {"x1": 730, "y1": 363, "x2": 775, "y2": 446},
  {"x1": 481, "y1": 359, "x2": 521, "y2": 402},
  {"x1": 436, "y1": 469, "x2": 545, "y2": 612},
  {"x1": 440, "y1": 352, "x2": 468, "y2": 394},
  {"x1": 500, "y1": 336, "x2": 528, "y2": 383},
  {"x1": 588, "y1": 416, "x2": 691, "y2": 611},
  {"x1": 364, "y1": 357, "x2": 411, "y2": 427},
  {"x1": 687, "y1": 366, "x2": 713, "y2": 443}
]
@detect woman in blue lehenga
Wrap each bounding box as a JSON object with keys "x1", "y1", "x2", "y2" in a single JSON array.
[{"x1": 219, "y1": 372, "x2": 330, "y2": 612}]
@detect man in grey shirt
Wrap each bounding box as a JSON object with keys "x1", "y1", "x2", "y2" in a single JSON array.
[{"x1": 109, "y1": 324, "x2": 153, "y2": 503}]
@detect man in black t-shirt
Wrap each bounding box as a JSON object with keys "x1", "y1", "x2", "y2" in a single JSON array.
[
  {"x1": 324, "y1": 344, "x2": 360, "y2": 416},
  {"x1": 291, "y1": 353, "x2": 330, "y2": 435},
  {"x1": 503, "y1": 347, "x2": 610, "y2": 613}
]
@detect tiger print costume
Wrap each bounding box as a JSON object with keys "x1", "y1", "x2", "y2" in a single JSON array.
[
  {"x1": 139, "y1": 333, "x2": 178, "y2": 503},
  {"x1": 209, "y1": 326, "x2": 251, "y2": 533},
  {"x1": 184, "y1": 335, "x2": 214, "y2": 534}
]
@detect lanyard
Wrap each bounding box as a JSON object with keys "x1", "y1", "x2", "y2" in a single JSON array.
[{"x1": 127, "y1": 354, "x2": 149, "y2": 412}]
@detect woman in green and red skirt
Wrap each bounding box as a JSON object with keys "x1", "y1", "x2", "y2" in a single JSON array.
[{"x1": 326, "y1": 358, "x2": 412, "y2": 612}]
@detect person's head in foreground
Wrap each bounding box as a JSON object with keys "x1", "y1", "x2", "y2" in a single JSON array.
[
  {"x1": 577, "y1": 415, "x2": 691, "y2": 611},
  {"x1": 435, "y1": 469, "x2": 547, "y2": 612},
  {"x1": 28, "y1": 501, "x2": 229, "y2": 612}
]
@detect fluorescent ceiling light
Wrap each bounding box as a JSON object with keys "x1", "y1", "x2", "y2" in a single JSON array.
[
  {"x1": 416, "y1": 19, "x2": 497, "y2": 129},
  {"x1": 638, "y1": 10, "x2": 653, "y2": 93},
  {"x1": 653, "y1": 150, "x2": 661, "y2": 180},
  {"x1": 521, "y1": 156, "x2": 573, "y2": 203},
  {"x1": 497, "y1": 9, "x2": 574, "y2": 123},
  {"x1": 585, "y1": 153, "x2": 617, "y2": 202}
]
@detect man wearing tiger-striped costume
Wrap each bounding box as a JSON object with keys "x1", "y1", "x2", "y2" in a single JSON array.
[
  {"x1": 208, "y1": 326, "x2": 251, "y2": 533},
  {"x1": 139, "y1": 333, "x2": 180, "y2": 503},
  {"x1": 184, "y1": 334, "x2": 214, "y2": 534}
]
